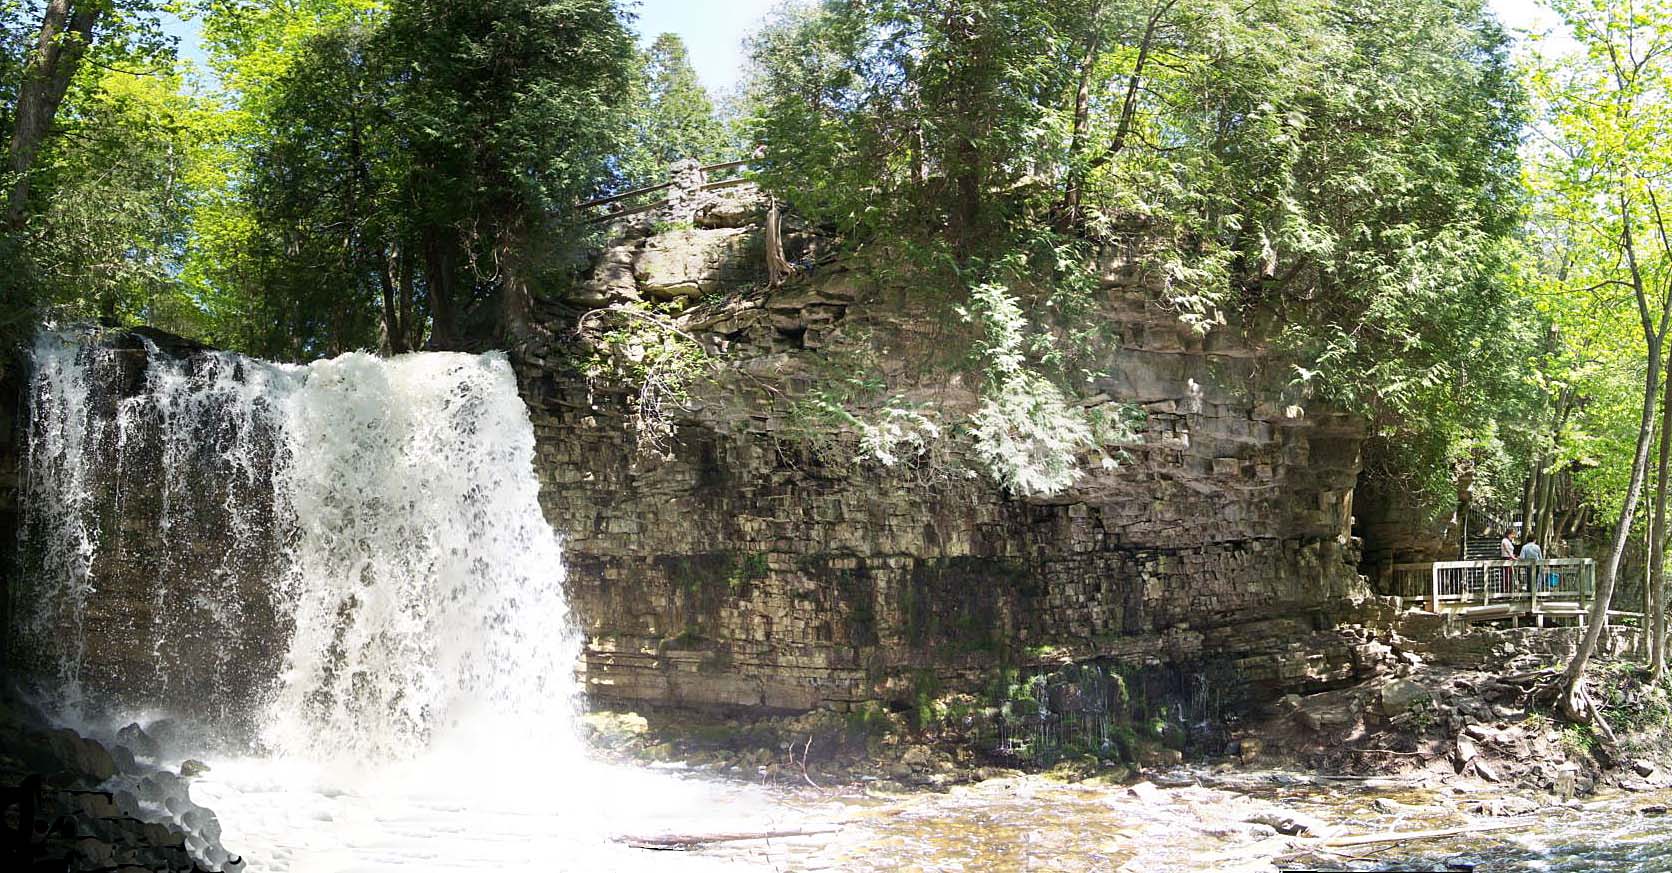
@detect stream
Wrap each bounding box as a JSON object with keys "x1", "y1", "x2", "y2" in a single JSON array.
[{"x1": 182, "y1": 754, "x2": 1672, "y2": 871}]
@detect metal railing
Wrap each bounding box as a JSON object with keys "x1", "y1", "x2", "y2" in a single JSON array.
[
  {"x1": 579, "y1": 159, "x2": 753, "y2": 224},
  {"x1": 1387, "y1": 558, "x2": 1595, "y2": 613}
]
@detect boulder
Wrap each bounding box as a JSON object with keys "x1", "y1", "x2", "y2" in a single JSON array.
[
  {"x1": 1464, "y1": 795, "x2": 1539, "y2": 816},
  {"x1": 110, "y1": 744, "x2": 137, "y2": 774},
  {"x1": 1474, "y1": 760, "x2": 1502, "y2": 783},
  {"x1": 1380, "y1": 679, "x2": 1430, "y2": 717},
  {"x1": 1455, "y1": 735, "x2": 1479, "y2": 772},
  {"x1": 695, "y1": 189, "x2": 765, "y2": 228},
  {"x1": 1127, "y1": 781, "x2": 1164, "y2": 803},
  {"x1": 117, "y1": 723, "x2": 160, "y2": 759},
  {"x1": 900, "y1": 746, "x2": 933, "y2": 769},
  {"x1": 1244, "y1": 810, "x2": 1333, "y2": 837},
  {"x1": 1293, "y1": 694, "x2": 1358, "y2": 733},
  {"x1": 633, "y1": 227, "x2": 759, "y2": 299},
  {"x1": 1136, "y1": 745, "x2": 1184, "y2": 768}
]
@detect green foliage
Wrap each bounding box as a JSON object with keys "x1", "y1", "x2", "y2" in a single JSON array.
[
  {"x1": 1512, "y1": 0, "x2": 1672, "y2": 563},
  {"x1": 581, "y1": 301, "x2": 711, "y2": 454},
  {"x1": 961, "y1": 281, "x2": 1136, "y2": 495},
  {"x1": 185, "y1": 0, "x2": 638, "y2": 358},
  {"x1": 745, "y1": 0, "x2": 1525, "y2": 503},
  {"x1": 617, "y1": 33, "x2": 730, "y2": 189},
  {"x1": 729, "y1": 552, "x2": 769, "y2": 591},
  {"x1": 0, "y1": 0, "x2": 195, "y2": 341},
  {"x1": 1404, "y1": 699, "x2": 1439, "y2": 734},
  {"x1": 1594, "y1": 662, "x2": 1672, "y2": 734},
  {"x1": 24, "y1": 66, "x2": 209, "y2": 330},
  {"x1": 909, "y1": 669, "x2": 943, "y2": 730},
  {"x1": 1559, "y1": 722, "x2": 1596, "y2": 756},
  {"x1": 844, "y1": 700, "x2": 893, "y2": 738}
]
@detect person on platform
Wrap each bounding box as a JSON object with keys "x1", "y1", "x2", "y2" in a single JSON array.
[
  {"x1": 1499, "y1": 527, "x2": 1518, "y2": 591},
  {"x1": 1519, "y1": 534, "x2": 1546, "y2": 590}
]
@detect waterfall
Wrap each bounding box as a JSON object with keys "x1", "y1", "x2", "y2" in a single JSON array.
[{"x1": 17, "y1": 330, "x2": 578, "y2": 761}]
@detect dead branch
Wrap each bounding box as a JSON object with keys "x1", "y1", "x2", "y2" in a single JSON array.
[
  {"x1": 618, "y1": 827, "x2": 841, "y2": 851},
  {"x1": 796, "y1": 735, "x2": 821, "y2": 789},
  {"x1": 1315, "y1": 818, "x2": 1532, "y2": 849}
]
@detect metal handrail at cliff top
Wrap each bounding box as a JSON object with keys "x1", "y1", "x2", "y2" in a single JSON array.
[
  {"x1": 1386, "y1": 558, "x2": 1610, "y2": 622},
  {"x1": 578, "y1": 158, "x2": 754, "y2": 223}
]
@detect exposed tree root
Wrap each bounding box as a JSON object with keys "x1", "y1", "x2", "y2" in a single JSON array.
[{"x1": 1509, "y1": 671, "x2": 1623, "y2": 764}]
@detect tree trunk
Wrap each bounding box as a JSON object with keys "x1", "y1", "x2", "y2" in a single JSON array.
[
  {"x1": 1542, "y1": 391, "x2": 1575, "y2": 548},
  {"x1": 6, "y1": 1, "x2": 102, "y2": 230},
  {"x1": 1563, "y1": 194, "x2": 1670, "y2": 717},
  {"x1": 376, "y1": 249, "x2": 406, "y2": 355},
  {"x1": 397, "y1": 246, "x2": 420, "y2": 350},
  {"x1": 1536, "y1": 459, "x2": 1558, "y2": 546},
  {"x1": 1060, "y1": 2, "x2": 1104, "y2": 221},
  {"x1": 422, "y1": 226, "x2": 460, "y2": 350},
  {"x1": 1564, "y1": 336, "x2": 1660, "y2": 716},
  {"x1": 499, "y1": 259, "x2": 534, "y2": 347},
  {"x1": 496, "y1": 219, "x2": 536, "y2": 347},
  {"x1": 1651, "y1": 351, "x2": 1672, "y2": 679},
  {"x1": 1088, "y1": 0, "x2": 1175, "y2": 176}
]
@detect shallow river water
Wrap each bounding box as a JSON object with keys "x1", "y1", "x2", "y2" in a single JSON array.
[{"x1": 185, "y1": 755, "x2": 1672, "y2": 872}]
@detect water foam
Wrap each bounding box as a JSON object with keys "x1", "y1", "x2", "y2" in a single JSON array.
[
  {"x1": 20, "y1": 331, "x2": 579, "y2": 760},
  {"x1": 17, "y1": 330, "x2": 806, "y2": 871}
]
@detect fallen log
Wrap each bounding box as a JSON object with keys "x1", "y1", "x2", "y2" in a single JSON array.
[
  {"x1": 618, "y1": 826, "x2": 841, "y2": 850},
  {"x1": 1316, "y1": 818, "x2": 1531, "y2": 849}
]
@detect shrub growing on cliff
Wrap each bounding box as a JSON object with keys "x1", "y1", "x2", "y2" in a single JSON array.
[
  {"x1": 962, "y1": 282, "x2": 1135, "y2": 495},
  {"x1": 962, "y1": 282, "x2": 1088, "y2": 494},
  {"x1": 744, "y1": 0, "x2": 1525, "y2": 508},
  {"x1": 580, "y1": 302, "x2": 711, "y2": 456}
]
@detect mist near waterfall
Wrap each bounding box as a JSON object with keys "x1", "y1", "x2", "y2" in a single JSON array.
[{"x1": 14, "y1": 331, "x2": 784, "y2": 871}]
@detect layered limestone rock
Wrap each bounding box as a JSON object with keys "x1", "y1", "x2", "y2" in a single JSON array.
[{"x1": 516, "y1": 187, "x2": 1374, "y2": 719}]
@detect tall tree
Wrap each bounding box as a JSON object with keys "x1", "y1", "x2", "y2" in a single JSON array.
[
  {"x1": 189, "y1": 0, "x2": 636, "y2": 357},
  {"x1": 619, "y1": 32, "x2": 728, "y2": 188},
  {"x1": 1532, "y1": 0, "x2": 1672, "y2": 718},
  {"x1": 379, "y1": 0, "x2": 634, "y2": 347},
  {"x1": 1650, "y1": 363, "x2": 1672, "y2": 678},
  {"x1": 5, "y1": 0, "x2": 105, "y2": 229}
]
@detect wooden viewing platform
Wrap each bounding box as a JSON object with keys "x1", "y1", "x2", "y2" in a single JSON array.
[{"x1": 1383, "y1": 558, "x2": 1630, "y2": 626}]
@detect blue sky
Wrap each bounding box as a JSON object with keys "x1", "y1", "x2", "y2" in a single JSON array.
[
  {"x1": 633, "y1": 0, "x2": 779, "y2": 96},
  {"x1": 164, "y1": 0, "x2": 783, "y2": 94},
  {"x1": 165, "y1": 0, "x2": 1566, "y2": 98}
]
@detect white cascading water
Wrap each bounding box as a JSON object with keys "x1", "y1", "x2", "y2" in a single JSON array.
[
  {"x1": 263, "y1": 351, "x2": 579, "y2": 762},
  {"x1": 20, "y1": 330, "x2": 790, "y2": 872},
  {"x1": 23, "y1": 332, "x2": 580, "y2": 752}
]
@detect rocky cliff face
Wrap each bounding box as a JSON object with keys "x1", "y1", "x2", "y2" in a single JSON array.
[
  {"x1": 516, "y1": 188, "x2": 1375, "y2": 722},
  {"x1": 6, "y1": 330, "x2": 288, "y2": 728},
  {"x1": 0, "y1": 189, "x2": 1383, "y2": 751}
]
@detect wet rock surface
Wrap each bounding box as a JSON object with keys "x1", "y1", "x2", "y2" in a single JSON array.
[{"x1": 0, "y1": 696, "x2": 237, "y2": 872}]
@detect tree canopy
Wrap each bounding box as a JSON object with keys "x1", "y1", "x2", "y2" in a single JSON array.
[
  {"x1": 745, "y1": 0, "x2": 1527, "y2": 499},
  {"x1": 7, "y1": 0, "x2": 1672, "y2": 637}
]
